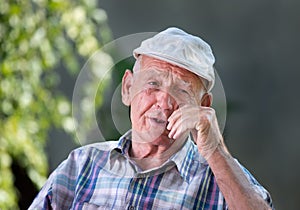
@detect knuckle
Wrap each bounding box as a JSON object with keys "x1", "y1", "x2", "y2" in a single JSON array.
[
  {"x1": 200, "y1": 115, "x2": 210, "y2": 124},
  {"x1": 207, "y1": 108, "x2": 215, "y2": 115}
]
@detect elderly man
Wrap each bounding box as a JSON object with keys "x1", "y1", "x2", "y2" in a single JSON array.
[{"x1": 30, "y1": 27, "x2": 273, "y2": 209}]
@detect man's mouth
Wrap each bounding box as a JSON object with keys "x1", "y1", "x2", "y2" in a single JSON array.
[
  {"x1": 150, "y1": 117, "x2": 166, "y2": 124},
  {"x1": 147, "y1": 116, "x2": 171, "y2": 136},
  {"x1": 147, "y1": 115, "x2": 170, "y2": 127}
]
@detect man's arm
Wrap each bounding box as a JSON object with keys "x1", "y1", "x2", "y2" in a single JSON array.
[
  {"x1": 208, "y1": 144, "x2": 272, "y2": 210},
  {"x1": 167, "y1": 105, "x2": 273, "y2": 209},
  {"x1": 29, "y1": 149, "x2": 83, "y2": 209},
  {"x1": 193, "y1": 107, "x2": 272, "y2": 209}
]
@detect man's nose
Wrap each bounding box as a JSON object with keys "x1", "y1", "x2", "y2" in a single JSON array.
[{"x1": 156, "y1": 90, "x2": 176, "y2": 111}]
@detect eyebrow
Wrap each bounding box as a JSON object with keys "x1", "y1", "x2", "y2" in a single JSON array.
[{"x1": 141, "y1": 69, "x2": 195, "y2": 91}]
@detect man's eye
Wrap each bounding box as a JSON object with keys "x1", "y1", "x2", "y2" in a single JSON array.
[
  {"x1": 177, "y1": 88, "x2": 191, "y2": 97},
  {"x1": 180, "y1": 89, "x2": 189, "y2": 94},
  {"x1": 148, "y1": 81, "x2": 159, "y2": 86}
]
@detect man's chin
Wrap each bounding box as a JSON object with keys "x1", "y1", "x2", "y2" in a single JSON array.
[
  {"x1": 131, "y1": 129, "x2": 172, "y2": 145},
  {"x1": 150, "y1": 134, "x2": 173, "y2": 146}
]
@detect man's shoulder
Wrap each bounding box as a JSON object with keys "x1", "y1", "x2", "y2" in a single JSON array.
[
  {"x1": 66, "y1": 140, "x2": 119, "y2": 163},
  {"x1": 74, "y1": 140, "x2": 119, "y2": 154}
]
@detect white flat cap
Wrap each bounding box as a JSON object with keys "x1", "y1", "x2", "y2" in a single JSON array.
[{"x1": 133, "y1": 27, "x2": 216, "y2": 91}]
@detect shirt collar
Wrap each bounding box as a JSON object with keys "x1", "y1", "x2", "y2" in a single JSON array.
[
  {"x1": 111, "y1": 130, "x2": 207, "y2": 183},
  {"x1": 169, "y1": 135, "x2": 207, "y2": 183},
  {"x1": 115, "y1": 130, "x2": 132, "y2": 156}
]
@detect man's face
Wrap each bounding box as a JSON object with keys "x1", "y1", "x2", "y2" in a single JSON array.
[{"x1": 122, "y1": 56, "x2": 205, "y2": 146}]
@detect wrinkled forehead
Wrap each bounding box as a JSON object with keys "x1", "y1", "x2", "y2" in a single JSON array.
[{"x1": 135, "y1": 55, "x2": 205, "y2": 89}]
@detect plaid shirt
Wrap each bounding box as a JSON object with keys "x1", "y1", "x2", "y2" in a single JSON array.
[{"x1": 30, "y1": 130, "x2": 273, "y2": 210}]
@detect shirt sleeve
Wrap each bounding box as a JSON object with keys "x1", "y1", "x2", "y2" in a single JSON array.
[
  {"x1": 28, "y1": 148, "x2": 84, "y2": 210},
  {"x1": 236, "y1": 160, "x2": 275, "y2": 209}
]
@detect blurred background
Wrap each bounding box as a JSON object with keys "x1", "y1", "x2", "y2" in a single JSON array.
[{"x1": 1, "y1": 0, "x2": 299, "y2": 209}]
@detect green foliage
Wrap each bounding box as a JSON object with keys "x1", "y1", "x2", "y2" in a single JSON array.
[{"x1": 0, "y1": 0, "x2": 111, "y2": 208}]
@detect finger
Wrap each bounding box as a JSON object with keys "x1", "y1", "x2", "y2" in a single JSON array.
[
  {"x1": 168, "y1": 116, "x2": 184, "y2": 139},
  {"x1": 167, "y1": 109, "x2": 183, "y2": 130},
  {"x1": 170, "y1": 115, "x2": 195, "y2": 139},
  {"x1": 173, "y1": 120, "x2": 197, "y2": 139},
  {"x1": 169, "y1": 110, "x2": 198, "y2": 138},
  {"x1": 167, "y1": 108, "x2": 183, "y2": 128},
  {"x1": 168, "y1": 104, "x2": 195, "y2": 121},
  {"x1": 168, "y1": 105, "x2": 204, "y2": 138},
  {"x1": 168, "y1": 114, "x2": 184, "y2": 139},
  {"x1": 168, "y1": 108, "x2": 191, "y2": 138}
]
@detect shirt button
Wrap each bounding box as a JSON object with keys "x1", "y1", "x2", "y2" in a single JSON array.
[{"x1": 129, "y1": 206, "x2": 135, "y2": 210}]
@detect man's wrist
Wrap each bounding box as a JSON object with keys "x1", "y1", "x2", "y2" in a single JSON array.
[{"x1": 206, "y1": 141, "x2": 232, "y2": 164}]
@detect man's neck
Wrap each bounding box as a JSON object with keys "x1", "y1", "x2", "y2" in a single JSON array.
[
  {"x1": 129, "y1": 132, "x2": 188, "y2": 171},
  {"x1": 129, "y1": 141, "x2": 170, "y2": 170}
]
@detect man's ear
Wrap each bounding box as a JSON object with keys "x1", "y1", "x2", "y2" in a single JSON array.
[
  {"x1": 121, "y1": 70, "x2": 133, "y2": 106},
  {"x1": 201, "y1": 93, "x2": 213, "y2": 107}
]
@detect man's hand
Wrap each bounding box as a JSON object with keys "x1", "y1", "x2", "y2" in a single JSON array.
[
  {"x1": 167, "y1": 105, "x2": 223, "y2": 160},
  {"x1": 167, "y1": 105, "x2": 272, "y2": 209}
]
